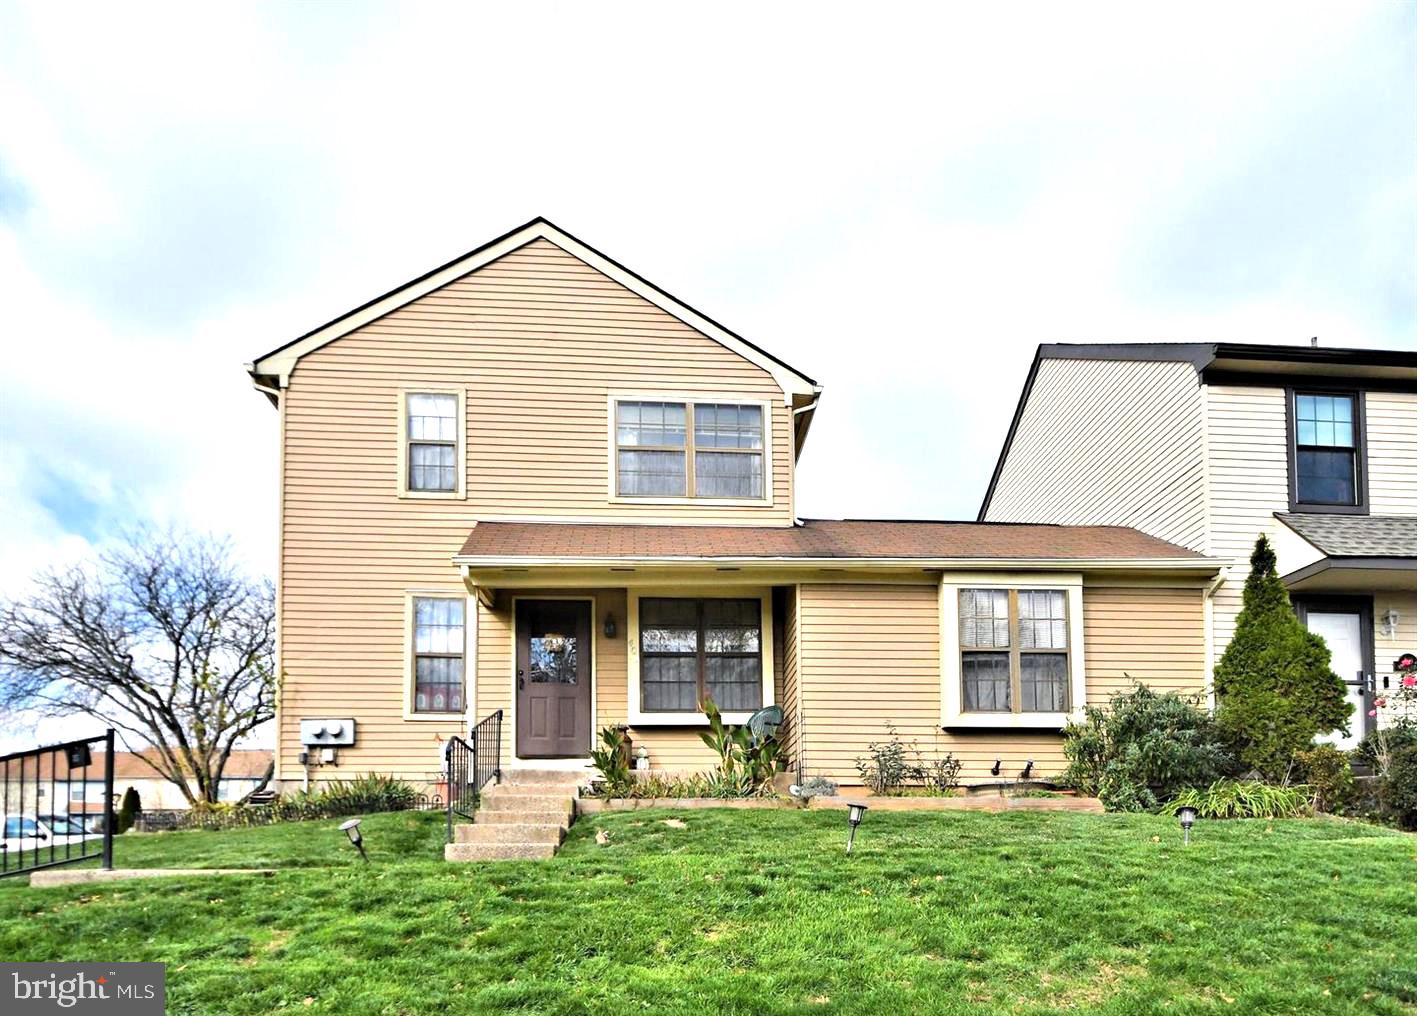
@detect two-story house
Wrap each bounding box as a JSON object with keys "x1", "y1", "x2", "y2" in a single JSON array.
[
  {"x1": 247, "y1": 220, "x2": 1222, "y2": 791},
  {"x1": 980, "y1": 342, "x2": 1417, "y2": 748}
]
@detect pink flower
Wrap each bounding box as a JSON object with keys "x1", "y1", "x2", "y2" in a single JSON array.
[
  {"x1": 1368, "y1": 709, "x2": 1378, "y2": 717},
  {"x1": 1374, "y1": 697, "x2": 1387, "y2": 708},
  {"x1": 1404, "y1": 675, "x2": 1416, "y2": 688}
]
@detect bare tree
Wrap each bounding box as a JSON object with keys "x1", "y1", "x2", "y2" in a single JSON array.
[{"x1": 0, "y1": 531, "x2": 275, "y2": 806}]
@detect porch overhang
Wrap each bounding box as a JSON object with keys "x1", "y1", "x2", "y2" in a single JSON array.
[{"x1": 1282, "y1": 556, "x2": 1417, "y2": 593}]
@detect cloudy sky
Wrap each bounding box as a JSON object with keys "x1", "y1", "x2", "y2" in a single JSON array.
[{"x1": 1, "y1": 0, "x2": 1413, "y2": 600}]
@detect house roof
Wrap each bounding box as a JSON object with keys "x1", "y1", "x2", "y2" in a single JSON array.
[
  {"x1": 107, "y1": 749, "x2": 273, "y2": 781},
  {"x1": 1276, "y1": 514, "x2": 1417, "y2": 558},
  {"x1": 246, "y1": 216, "x2": 820, "y2": 401},
  {"x1": 455, "y1": 519, "x2": 1210, "y2": 567},
  {"x1": 978, "y1": 341, "x2": 1417, "y2": 521}
]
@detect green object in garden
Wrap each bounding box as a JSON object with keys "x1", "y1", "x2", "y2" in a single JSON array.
[{"x1": 1213, "y1": 536, "x2": 1351, "y2": 781}]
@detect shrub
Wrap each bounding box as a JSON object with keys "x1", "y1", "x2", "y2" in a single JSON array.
[
  {"x1": 306, "y1": 773, "x2": 417, "y2": 813},
  {"x1": 1383, "y1": 744, "x2": 1417, "y2": 830},
  {"x1": 590, "y1": 727, "x2": 633, "y2": 797},
  {"x1": 1353, "y1": 718, "x2": 1417, "y2": 771},
  {"x1": 698, "y1": 699, "x2": 783, "y2": 795},
  {"x1": 1294, "y1": 744, "x2": 1355, "y2": 813},
  {"x1": 1061, "y1": 683, "x2": 1235, "y2": 812},
  {"x1": 117, "y1": 786, "x2": 141, "y2": 833},
  {"x1": 1213, "y1": 536, "x2": 1351, "y2": 781},
  {"x1": 854, "y1": 723, "x2": 960, "y2": 796},
  {"x1": 1163, "y1": 779, "x2": 1311, "y2": 819},
  {"x1": 795, "y1": 775, "x2": 838, "y2": 799}
]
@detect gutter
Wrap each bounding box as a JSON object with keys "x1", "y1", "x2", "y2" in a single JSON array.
[{"x1": 452, "y1": 554, "x2": 1223, "y2": 572}]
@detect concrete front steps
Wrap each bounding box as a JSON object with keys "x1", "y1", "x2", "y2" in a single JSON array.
[{"x1": 444, "y1": 768, "x2": 588, "y2": 862}]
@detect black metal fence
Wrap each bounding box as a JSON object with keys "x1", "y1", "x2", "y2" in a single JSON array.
[
  {"x1": 1, "y1": 730, "x2": 114, "y2": 878},
  {"x1": 445, "y1": 710, "x2": 503, "y2": 841}
]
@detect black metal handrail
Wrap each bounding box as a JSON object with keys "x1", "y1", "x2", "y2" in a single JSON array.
[
  {"x1": 445, "y1": 710, "x2": 503, "y2": 842},
  {"x1": 1, "y1": 729, "x2": 114, "y2": 878}
]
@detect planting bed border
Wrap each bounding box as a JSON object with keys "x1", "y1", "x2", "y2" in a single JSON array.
[{"x1": 575, "y1": 795, "x2": 1103, "y2": 815}]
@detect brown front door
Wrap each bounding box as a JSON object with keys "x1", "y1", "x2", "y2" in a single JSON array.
[{"x1": 516, "y1": 599, "x2": 592, "y2": 758}]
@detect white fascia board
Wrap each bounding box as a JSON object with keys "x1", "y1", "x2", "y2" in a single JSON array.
[{"x1": 249, "y1": 220, "x2": 817, "y2": 401}]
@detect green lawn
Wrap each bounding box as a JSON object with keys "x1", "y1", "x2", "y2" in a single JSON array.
[{"x1": 1, "y1": 808, "x2": 1413, "y2": 1015}]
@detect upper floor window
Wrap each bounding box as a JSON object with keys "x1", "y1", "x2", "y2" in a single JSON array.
[
  {"x1": 1290, "y1": 390, "x2": 1365, "y2": 512},
  {"x1": 959, "y1": 588, "x2": 1070, "y2": 713},
  {"x1": 401, "y1": 391, "x2": 464, "y2": 497},
  {"x1": 614, "y1": 399, "x2": 766, "y2": 500}
]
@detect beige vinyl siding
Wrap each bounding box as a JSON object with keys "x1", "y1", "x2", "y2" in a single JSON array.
[
  {"x1": 780, "y1": 585, "x2": 801, "y2": 767},
  {"x1": 985, "y1": 358, "x2": 1206, "y2": 551},
  {"x1": 285, "y1": 238, "x2": 792, "y2": 525},
  {"x1": 1082, "y1": 585, "x2": 1208, "y2": 702},
  {"x1": 1367, "y1": 392, "x2": 1417, "y2": 515},
  {"x1": 276, "y1": 238, "x2": 795, "y2": 780},
  {"x1": 474, "y1": 586, "x2": 788, "y2": 773},
  {"x1": 794, "y1": 581, "x2": 1208, "y2": 785},
  {"x1": 1375, "y1": 591, "x2": 1417, "y2": 728},
  {"x1": 1203, "y1": 384, "x2": 1290, "y2": 654}
]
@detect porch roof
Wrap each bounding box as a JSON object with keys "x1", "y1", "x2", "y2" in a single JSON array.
[
  {"x1": 455, "y1": 519, "x2": 1212, "y2": 568},
  {"x1": 1275, "y1": 513, "x2": 1417, "y2": 558}
]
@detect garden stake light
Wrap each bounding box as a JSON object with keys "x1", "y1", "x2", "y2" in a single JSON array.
[
  {"x1": 845, "y1": 802, "x2": 868, "y2": 854},
  {"x1": 1177, "y1": 806, "x2": 1197, "y2": 846},
  {"x1": 339, "y1": 818, "x2": 368, "y2": 861}
]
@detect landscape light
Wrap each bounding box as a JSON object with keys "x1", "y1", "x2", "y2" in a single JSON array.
[
  {"x1": 339, "y1": 818, "x2": 368, "y2": 861},
  {"x1": 1177, "y1": 806, "x2": 1198, "y2": 846},
  {"x1": 845, "y1": 802, "x2": 868, "y2": 854}
]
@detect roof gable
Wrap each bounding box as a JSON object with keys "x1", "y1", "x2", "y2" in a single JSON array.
[{"x1": 247, "y1": 217, "x2": 819, "y2": 402}]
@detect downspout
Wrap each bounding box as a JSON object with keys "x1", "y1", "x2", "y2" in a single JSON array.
[{"x1": 1202, "y1": 567, "x2": 1229, "y2": 710}]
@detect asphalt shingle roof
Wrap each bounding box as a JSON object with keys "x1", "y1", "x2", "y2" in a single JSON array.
[
  {"x1": 458, "y1": 519, "x2": 1206, "y2": 561},
  {"x1": 1276, "y1": 514, "x2": 1417, "y2": 558}
]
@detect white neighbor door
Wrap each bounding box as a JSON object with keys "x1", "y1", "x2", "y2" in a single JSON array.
[{"x1": 1307, "y1": 611, "x2": 1364, "y2": 750}]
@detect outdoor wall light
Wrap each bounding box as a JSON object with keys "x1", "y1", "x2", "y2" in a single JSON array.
[
  {"x1": 990, "y1": 759, "x2": 1001, "y2": 776},
  {"x1": 1176, "y1": 806, "x2": 1198, "y2": 846},
  {"x1": 339, "y1": 818, "x2": 368, "y2": 861},
  {"x1": 1021, "y1": 759, "x2": 1035, "y2": 780},
  {"x1": 603, "y1": 613, "x2": 617, "y2": 639},
  {"x1": 845, "y1": 802, "x2": 868, "y2": 854},
  {"x1": 1381, "y1": 609, "x2": 1400, "y2": 639}
]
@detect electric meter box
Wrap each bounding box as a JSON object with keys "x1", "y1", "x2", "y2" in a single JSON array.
[{"x1": 300, "y1": 718, "x2": 356, "y2": 746}]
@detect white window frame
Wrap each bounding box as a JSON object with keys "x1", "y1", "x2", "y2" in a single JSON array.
[
  {"x1": 397, "y1": 388, "x2": 467, "y2": 499},
  {"x1": 627, "y1": 587, "x2": 774, "y2": 726},
  {"x1": 940, "y1": 572, "x2": 1086, "y2": 729},
  {"x1": 403, "y1": 590, "x2": 471, "y2": 720},
  {"x1": 607, "y1": 393, "x2": 774, "y2": 507}
]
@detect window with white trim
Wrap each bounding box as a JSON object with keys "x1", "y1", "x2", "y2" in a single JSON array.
[
  {"x1": 405, "y1": 393, "x2": 459, "y2": 494},
  {"x1": 412, "y1": 597, "x2": 464, "y2": 713},
  {"x1": 959, "y1": 589, "x2": 1069, "y2": 713},
  {"x1": 615, "y1": 400, "x2": 764, "y2": 499},
  {"x1": 639, "y1": 597, "x2": 763, "y2": 712}
]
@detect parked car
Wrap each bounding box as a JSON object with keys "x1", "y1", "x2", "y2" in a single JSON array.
[{"x1": 1, "y1": 813, "x2": 103, "y2": 856}]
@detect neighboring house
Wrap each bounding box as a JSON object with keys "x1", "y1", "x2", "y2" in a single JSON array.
[
  {"x1": 3, "y1": 748, "x2": 271, "y2": 818},
  {"x1": 980, "y1": 342, "x2": 1417, "y2": 748},
  {"x1": 70, "y1": 750, "x2": 273, "y2": 815},
  {"x1": 246, "y1": 219, "x2": 1222, "y2": 788}
]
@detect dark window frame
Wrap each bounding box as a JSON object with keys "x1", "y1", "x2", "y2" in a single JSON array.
[
  {"x1": 959, "y1": 588, "x2": 1070, "y2": 715},
  {"x1": 638, "y1": 596, "x2": 764, "y2": 713},
  {"x1": 1285, "y1": 387, "x2": 1368, "y2": 515}
]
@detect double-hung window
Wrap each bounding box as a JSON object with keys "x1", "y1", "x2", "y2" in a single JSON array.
[
  {"x1": 411, "y1": 597, "x2": 464, "y2": 714},
  {"x1": 639, "y1": 597, "x2": 763, "y2": 713},
  {"x1": 959, "y1": 589, "x2": 1070, "y2": 714},
  {"x1": 615, "y1": 399, "x2": 766, "y2": 500},
  {"x1": 403, "y1": 392, "x2": 462, "y2": 496},
  {"x1": 1291, "y1": 391, "x2": 1364, "y2": 510}
]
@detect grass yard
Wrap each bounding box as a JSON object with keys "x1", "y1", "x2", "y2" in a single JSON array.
[{"x1": 1, "y1": 808, "x2": 1413, "y2": 1015}]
